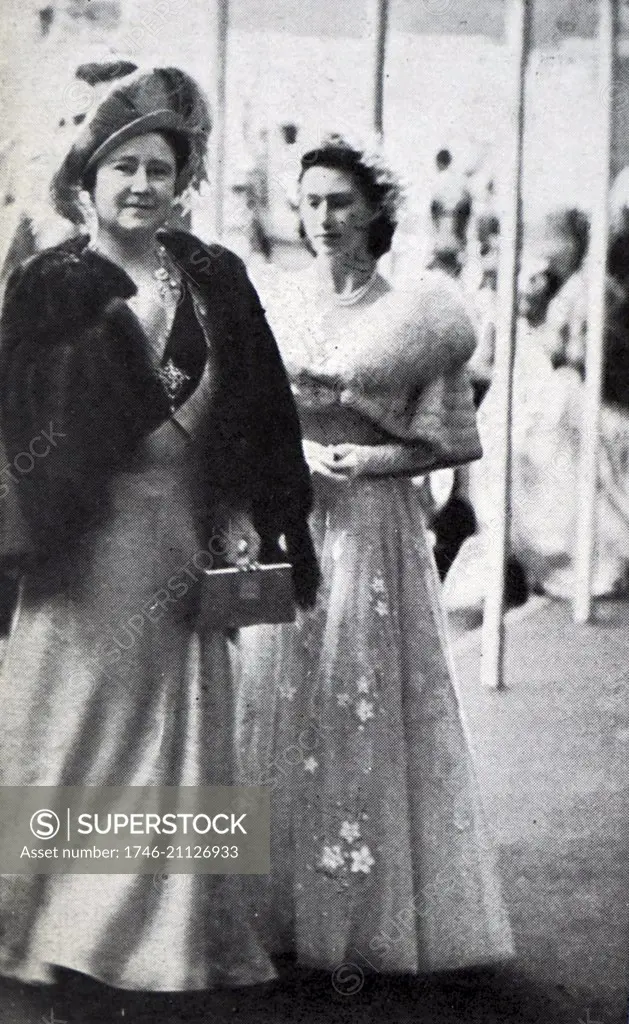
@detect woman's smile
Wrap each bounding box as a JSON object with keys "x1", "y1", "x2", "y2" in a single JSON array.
[
  {"x1": 123, "y1": 199, "x2": 156, "y2": 209},
  {"x1": 120, "y1": 201, "x2": 158, "y2": 219},
  {"x1": 91, "y1": 133, "x2": 177, "y2": 237}
]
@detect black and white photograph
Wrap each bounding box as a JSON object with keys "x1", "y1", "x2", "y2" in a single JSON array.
[{"x1": 0, "y1": 1, "x2": 627, "y2": 1022}]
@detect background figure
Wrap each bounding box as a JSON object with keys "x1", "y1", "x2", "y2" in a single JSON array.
[
  {"x1": 542, "y1": 174, "x2": 629, "y2": 594},
  {"x1": 427, "y1": 147, "x2": 473, "y2": 278},
  {"x1": 237, "y1": 133, "x2": 513, "y2": 976},
  {"x1": 464, "y1": 176, "x2": 500, "y2": 404},
  {"x1": 422, "y1": 159, "x2": 496, "y2": 581},
  {"x1": 444, "y1": 205, "x2": 629, "y2": 613}
]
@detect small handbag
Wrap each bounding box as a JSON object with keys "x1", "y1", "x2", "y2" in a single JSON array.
[{"x1": 198, "y1": 562, "x2": 296, "y2": 631}]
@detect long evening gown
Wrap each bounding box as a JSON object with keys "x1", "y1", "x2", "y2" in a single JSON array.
[
  {"x1": 0, "y1": 291, "x2": 275, "y2": 991},
  {"x1": 236, "y1": 269, "x2": 513, "y2": 973}
]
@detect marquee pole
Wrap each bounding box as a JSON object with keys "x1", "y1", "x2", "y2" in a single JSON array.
[
  {"x1": 480, "y1": 0, "x2": 532, "y2": 689},
  {"x1": 368, "y1": 0, "x2": 389, "y2": 135},
  {"x1": 573, "y1": 0, "x2": 617, "y2": 623},
  {"x1": 213, "y1": 0, "x2": 230, "y2": 239}
]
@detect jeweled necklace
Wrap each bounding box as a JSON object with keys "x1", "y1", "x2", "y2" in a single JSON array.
[
  {"x1": 154, "y1": 243, "x2": 183, "y2": 304},
  {"x1": 87, "y1": 238, "x2": 183, "y2": 305},
  {"x1": 88, "y1": 237, "x2": 190, "y2": 407}
]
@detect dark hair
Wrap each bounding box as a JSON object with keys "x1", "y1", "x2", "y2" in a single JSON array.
[
  {"x1": 530, "y1": 208, "x2": 590, "y2": 278},
  {"x1": 297, "y1": 141, "x2": 398, "y2": 259},
  {"x1": 541, "y1": 268, "x2": 563, "y2": 308},
  {"x1": 81, "y1": 129, "x2": 188, "y2": 194},
  {"x1": 436, "y1": 148, "x2": 452, "y2": 170},
  {"x1": 280, "y1": 122, "x2": 299, "y2": 145}
]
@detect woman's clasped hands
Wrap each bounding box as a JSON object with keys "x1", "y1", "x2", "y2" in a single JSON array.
[{"x1": 303, "y1": 439, "x2": 376, "y2": 481}]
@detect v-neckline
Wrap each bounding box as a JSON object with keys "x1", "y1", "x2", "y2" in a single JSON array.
[{"x1": 76, "y1": 236, "x2": 209, "y2": 411}]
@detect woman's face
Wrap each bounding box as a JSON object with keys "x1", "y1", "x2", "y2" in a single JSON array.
[
  {"x1": 299, "y1": 166, "x2": 376, "y2": 266},
  {"x1": 92, "y1": 132, "x2": 177, "y2": 238},
  {"x1": 517, "y1": 258, "x2": 553, "y2": 325}
]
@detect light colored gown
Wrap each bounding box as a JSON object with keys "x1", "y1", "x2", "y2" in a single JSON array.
[
  {"x1": 0, "y1": 292, "x2": 275, "y2": 991},
  {"x1": 236, "y1": 268, "x2": 513, "y2": 973}
]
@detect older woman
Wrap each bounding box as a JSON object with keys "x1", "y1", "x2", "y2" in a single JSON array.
[
  {"x1": 237, "y1": 135, "x2": 513, "y2": 976},
  {"x1": 0, "y1": 67, "x2": 317, "y2": 1000}
]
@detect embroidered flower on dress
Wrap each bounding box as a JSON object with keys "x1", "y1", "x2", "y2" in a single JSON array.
[
  {"x1": 371, "y1": 576, "x2": 387, "y2": 596},
  {"x1": 356, "y1": 676, "x2": 371, "y2": 694},
  {"x1": 339, "y1": 821, "x2": 361, "y2": 844},
  {"x1": 319, "y1": 845, "x2": 345, "y2": 873},
  {"x1": 350, "y1": 845, "x2": 375, "y2": 874},
  {"x1": 278, "y1": 682, "x2": 297, "y2": 701},
  {"x1": 337, "y1": 692, "x2": 351, "y2": 708},
  {"x1": 303, "y1": 756, "x2": 319, "y2": 774},
  {"x1": 355, "y1": 698, "x2": 375, "y2": 724},
  {"x1": 370, "y1": 576, "x2": 390, "y2": 617},
  {"x1": 332, "y1": 535, "x2": 346, "y2": 561}
]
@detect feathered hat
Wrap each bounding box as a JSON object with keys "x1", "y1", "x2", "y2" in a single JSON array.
[{"x1": 51, "y1": 66, "x2": 211, "y2": 221}]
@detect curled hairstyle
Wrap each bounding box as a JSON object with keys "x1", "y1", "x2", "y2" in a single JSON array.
[{"x1": 298, "y1": 134, "x2": 403, "y2": 259}]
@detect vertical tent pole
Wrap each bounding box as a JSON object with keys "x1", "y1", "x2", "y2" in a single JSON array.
[
  {"x1": 480, "y1": 0, "x2": 531, "y2": 690},
  {"x1": 213, "y1": 0, "x2": 230, "y2": 239},
  {"x1": 573, "y1": 0, "x2": 616, "y2": 624},
  {"x1": 368, "y1": 0, "x2": 389, "y2": 135}
]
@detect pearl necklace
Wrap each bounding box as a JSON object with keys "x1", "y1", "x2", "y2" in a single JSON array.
[{"x1": 332, "y1": 268, "x2": 379, "y2": 307}]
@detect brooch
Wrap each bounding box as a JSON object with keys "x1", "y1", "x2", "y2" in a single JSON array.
[{"x1": 158, "y1": 359, "x2": 191, "y2": 407}]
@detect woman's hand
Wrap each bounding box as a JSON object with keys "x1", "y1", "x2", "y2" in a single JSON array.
[
  {"x1": 327, "y1": 441, "x2": 445, "y2": 478},
  {"x1": 221, "y1": 510, "x2": 262, "y2": 567},
  {"x1": 325, "y1": 443, "x2": 367, "y2": 480},
  {"x1": 304, "y1": 440, "x2": 443, "y2": 481},
  {"x1": 302, "y1": 440, "x2": 374, "y2": 480},
  {"x1": 302, "y1": 439, "x2": 345, "y2": 480}
]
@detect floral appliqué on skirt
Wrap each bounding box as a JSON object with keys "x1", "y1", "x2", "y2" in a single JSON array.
[{"x1": 236, "y1": 474, "x2": 513, "y2": 973}]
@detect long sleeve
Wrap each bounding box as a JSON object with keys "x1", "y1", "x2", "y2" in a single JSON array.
[{"x1": 349, "y1": 438, "x2": 468, "y2": 478}]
